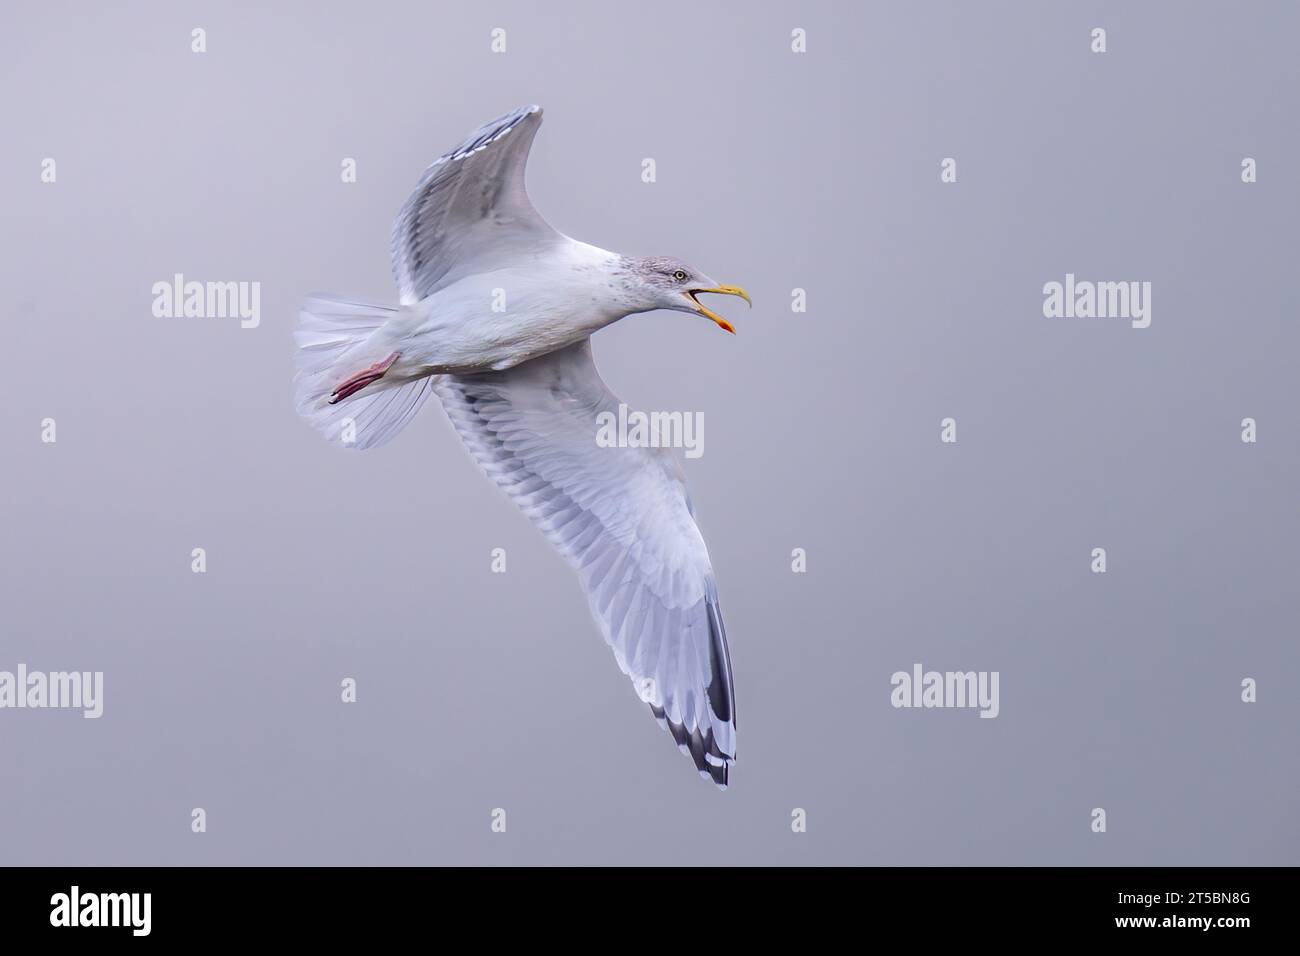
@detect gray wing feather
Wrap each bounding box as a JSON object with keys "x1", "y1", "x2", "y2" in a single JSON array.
[
  {"x1": 390, "y1": 104, "x2": 560, "y2": 303},
  {"x1": 432, "y1": 340, "x2": 738, "y2": 786}
]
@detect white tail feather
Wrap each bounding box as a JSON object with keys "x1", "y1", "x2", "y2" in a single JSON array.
[{"x1": 293, "y1": 294, "x2": 433, "y2": 450}]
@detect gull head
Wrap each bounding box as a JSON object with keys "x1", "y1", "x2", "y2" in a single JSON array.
[{"x1": 617, "y1": 256, "x2": 751, "y2": 334}]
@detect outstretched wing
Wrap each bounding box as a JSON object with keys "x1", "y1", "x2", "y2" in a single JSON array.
[
  {"x1": 433, "y1": 340, "x2": 738, "y2": 787},
  {"x1": 390, "y1": 104, "x2": 561, "y2": 304}
]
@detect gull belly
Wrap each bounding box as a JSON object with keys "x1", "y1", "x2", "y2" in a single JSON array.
[{"x1": 391, "y1": 239, "x2": 624, "y2": 375}]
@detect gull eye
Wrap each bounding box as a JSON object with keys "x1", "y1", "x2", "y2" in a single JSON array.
[{"x1": 672, "y1": 270, "x2": 688, "y2": 282}]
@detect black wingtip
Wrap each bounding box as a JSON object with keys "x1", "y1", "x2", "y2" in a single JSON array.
[{"x1": 650, "y1": 703, "x2": 734, "y2": 790}]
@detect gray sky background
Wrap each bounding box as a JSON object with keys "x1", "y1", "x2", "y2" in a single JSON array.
[{"x1": 2, "y1": 0, "x2": 1297, "y2": 865}]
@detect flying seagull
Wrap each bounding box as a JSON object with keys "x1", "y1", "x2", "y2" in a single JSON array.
[{"x1": 294, "y1": 105, "x2": 748, "y2": 787}]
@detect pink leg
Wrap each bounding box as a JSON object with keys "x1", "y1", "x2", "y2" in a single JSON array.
[{"x1": 329, "y1": 352, "x2": 401, "y2": 403}]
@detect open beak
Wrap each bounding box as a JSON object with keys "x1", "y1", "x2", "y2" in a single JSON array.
[{"x1": 687, "y1": 285, "x2": 751, "y2": 334}]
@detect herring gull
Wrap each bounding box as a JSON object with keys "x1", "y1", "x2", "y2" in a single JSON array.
[{"x1": 294, "y1": 105, "x2": 748, "y2": 787}]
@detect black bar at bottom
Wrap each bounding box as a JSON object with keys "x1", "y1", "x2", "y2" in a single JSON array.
[{"x1": 0, "y1": 866, "x2": 1281, "y2": 940}]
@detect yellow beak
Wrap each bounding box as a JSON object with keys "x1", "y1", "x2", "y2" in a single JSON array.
[{"x1": 688, "y1": 285, "x2": 752, "y2": 334}]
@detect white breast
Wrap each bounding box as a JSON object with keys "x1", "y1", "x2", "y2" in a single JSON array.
[{"x1": 390, "y1": 239, "x2": 626, "y2": 374}]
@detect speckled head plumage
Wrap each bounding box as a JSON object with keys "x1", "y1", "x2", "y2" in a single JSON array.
[{"x1": 614, "y1": 255, "x2": 752, "y2": 333}]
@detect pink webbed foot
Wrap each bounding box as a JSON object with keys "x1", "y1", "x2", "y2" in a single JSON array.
[{"x1": 329, "y1": 352, "x2": 401, "y2": 404}]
